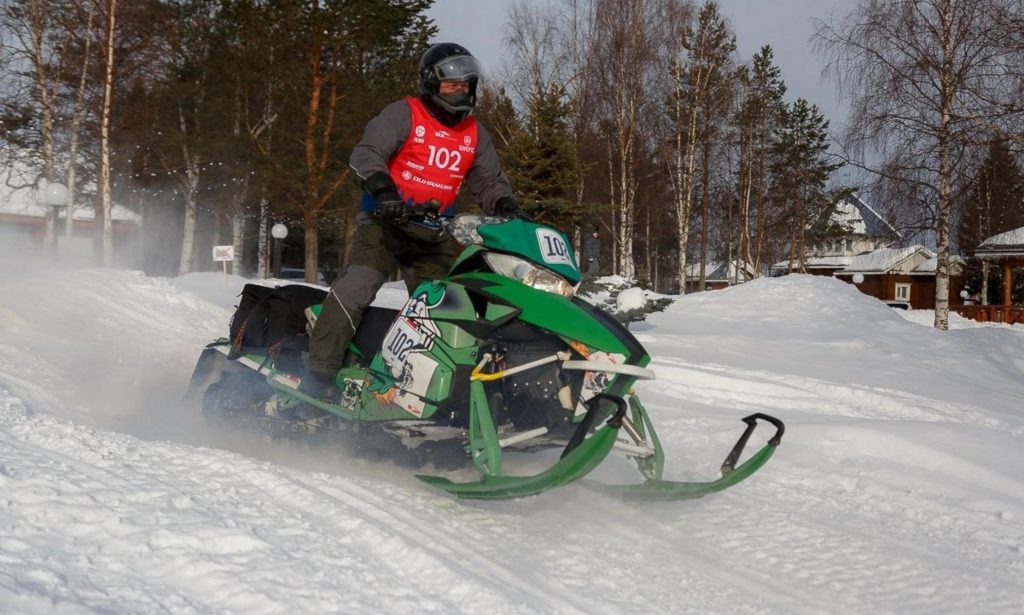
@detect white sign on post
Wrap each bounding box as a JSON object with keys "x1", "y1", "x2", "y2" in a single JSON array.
[
  {"x1": 213, "y1": 245, "x2": 235, "y2": 262},
  {"x1": 213, "y1": 245, "x2": 234, "y2": 280}
]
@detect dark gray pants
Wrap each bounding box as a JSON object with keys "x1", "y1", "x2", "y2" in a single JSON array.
[{"x1": 307, "y1": 215, "x2": 456, "y2": 377}]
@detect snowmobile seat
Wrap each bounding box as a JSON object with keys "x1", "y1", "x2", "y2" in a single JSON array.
[{"x1": 348, "y1": 306, "x2": 400, "y2": 362}]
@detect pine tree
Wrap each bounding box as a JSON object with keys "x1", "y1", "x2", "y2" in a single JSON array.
[
  {"x1": 770, "y1": 98, "x2": 843, "y2": 271},
  {"x1": 474, "y1": 85, "x2": 519, "y2": 153},
  {"x1": 501, "y1": 81, "x2": 584, "y2": 232}
]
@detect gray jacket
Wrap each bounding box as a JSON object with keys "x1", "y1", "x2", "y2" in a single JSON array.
[{"x1": 349, "y1": 98, "x2": 514, "y2": 215}]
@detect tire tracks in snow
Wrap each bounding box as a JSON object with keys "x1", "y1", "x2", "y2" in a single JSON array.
[
  {"x1": 645, "y1": 357, "x2": 1023, "y2": 435},
  {"x1": 277, "y1": 473, "x2": 600, "y2": 615}
]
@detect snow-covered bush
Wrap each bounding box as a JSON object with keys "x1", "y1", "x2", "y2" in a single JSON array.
[{"x1": 577, "y1": 275, "x2": 675, "y2": 326}]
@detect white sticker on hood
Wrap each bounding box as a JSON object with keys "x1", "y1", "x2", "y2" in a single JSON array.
[{"x1": 536, "y1": 228, "x2": 573, "y2": 266}]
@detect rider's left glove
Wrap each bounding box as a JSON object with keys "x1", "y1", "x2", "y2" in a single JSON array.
[
  {"x1": 362, "y1": 172, "x2": 406, "y2": 220},
  {"x1": 493, "y1": 196, "x2": 531, "y2": 221}
]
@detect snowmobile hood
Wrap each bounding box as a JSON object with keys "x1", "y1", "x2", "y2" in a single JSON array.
[{"x1": 475, "y1": 219, "x2": 581, "y2": 285}]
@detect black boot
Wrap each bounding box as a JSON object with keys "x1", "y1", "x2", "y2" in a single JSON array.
[{"x1": 298, "y1": 370, "x2": 338, "y2": 404}]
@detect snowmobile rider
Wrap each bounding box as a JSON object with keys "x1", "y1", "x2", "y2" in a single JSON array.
[{"x1": 302, "y1": 42, "x2": 526, "y2": 400}]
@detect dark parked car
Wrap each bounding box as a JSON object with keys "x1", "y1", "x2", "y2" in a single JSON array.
[{"x1": 278, "y1": 268, "x2": 327, "y2": 286}]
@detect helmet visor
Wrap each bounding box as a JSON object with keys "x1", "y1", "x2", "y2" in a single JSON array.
[{"x1": 431, "y1": 55, "x2": 482, "y2": 82}]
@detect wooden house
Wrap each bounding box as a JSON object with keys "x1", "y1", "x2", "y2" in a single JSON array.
[{"x1": 833, "y1": 245, "x2": 965, "y2": 309}]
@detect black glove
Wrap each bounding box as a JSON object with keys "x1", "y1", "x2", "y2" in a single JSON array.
[
  {"x1": 494, "y1": 196, "x2": 531, "y2": 221},
  {"x1": 376, "y1": 190, "x2": 406, "y2": 220},
  {"x1": 362, "y1": 172, "x2": 406, "y2": 220}
]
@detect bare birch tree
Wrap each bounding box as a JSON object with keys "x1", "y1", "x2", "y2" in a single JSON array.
[
  {"x1": 95, "y1": 0, "x2": 116, "y2": 263},
  {"x1": 62, "y1": 0, "x2": 96, "y2": 241},
  {"x1": 665, "y1": 0, "x2": 734, "y2": 292},
  {"x1": 588, "y1": 0, "x2": 663, "y2": 279},
  {"x1": 1, "y1": 0, "x2": 72, "y2": 244},
  {"x1": 815, "y1": 0, "x2": 1015, "y2": 330}
]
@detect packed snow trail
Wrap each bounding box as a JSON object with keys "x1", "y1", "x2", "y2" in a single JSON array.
[{"x1": 1, "y1": 261, "x2": 1023, "y2": 613}]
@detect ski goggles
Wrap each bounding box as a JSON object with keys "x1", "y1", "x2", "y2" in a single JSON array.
[{"x1": 429, "y1": 55, "x2": 482, "y2": 83}]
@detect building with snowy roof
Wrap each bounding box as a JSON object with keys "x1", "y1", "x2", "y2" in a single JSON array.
[
  {"x1": 772, "y1": 193, "x2": 902, "y2": 277},
  {"x1": 0, "y1": 159, "x2": 140, "y2": 260},
  {"x1": 833, "y1": 245, "x2": 965, "y2": 309}
]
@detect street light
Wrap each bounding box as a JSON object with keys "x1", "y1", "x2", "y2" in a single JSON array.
[
  {"x1": 42, "y1": 180, "x2": 68, "y2": 255},
  {"x1": 271, "y1": 223, "x2": 288, "y2": 278}
]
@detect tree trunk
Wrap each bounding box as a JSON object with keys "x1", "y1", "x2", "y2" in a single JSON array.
[
  {"x1": 257, "y1": 196, "x2": 269, "y2": 279},
  {"x1": 178, "y1": 188, "x2": 198, "y2": 275},
  {"x1": 981, "y1": 260, "x2": 990, "y2": 305},
  {"x1": 176, "y1": 103, "x2": 201, "y2": 276},
  {"x1": 304, "y1": 212, "x2": 319, "y2": 283},
  {"x1": 66, "y1": 0, "x2": 95, "y2": 242},
  {"x1": 698, "y1": 139, "x2": 710, "y2": 291},
  {"x1": 231, "y1": 214, "x2": 244, "y2": 276},
  {"x1": 96, "y1": 0, "x2": 117, "y2": 265},
  {"x1": 934, "y1": 2, "x2": 954, "y2": 331}
]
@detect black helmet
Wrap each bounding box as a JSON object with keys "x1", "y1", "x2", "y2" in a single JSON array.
[{"x1": 418, "y1": 42, "x2": 482, "y2": 124}]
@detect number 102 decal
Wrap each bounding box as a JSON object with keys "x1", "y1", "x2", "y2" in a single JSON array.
[{"x1": 535, "y1": 228, "x2": 574, "y2": 266}]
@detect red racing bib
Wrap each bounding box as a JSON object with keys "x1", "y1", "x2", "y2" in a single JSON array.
[{"x1": 388, "y1": 97, "x2": 478, "y2": 214}]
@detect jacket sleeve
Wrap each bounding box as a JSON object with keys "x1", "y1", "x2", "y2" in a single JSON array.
[
  {"x1": 464, "y1": 123, "x2": 515, "y2": 215},
  {"x1": 349, "y1": 100, "x2": 411, "y2": 183}
]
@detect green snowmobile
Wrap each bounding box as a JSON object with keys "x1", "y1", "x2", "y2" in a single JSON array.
[{"x1": 188, "y1": 215, "x2": 784, "y2": 500}]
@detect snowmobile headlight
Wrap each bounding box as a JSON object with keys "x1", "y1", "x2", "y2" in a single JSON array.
[{"x1": 484, "y1": 252, "x2": 576, "y2": 298}]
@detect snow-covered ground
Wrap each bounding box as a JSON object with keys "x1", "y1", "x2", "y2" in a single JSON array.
[{"x1": 1, "y1": 255, "x2": 1023, "y2": 614}]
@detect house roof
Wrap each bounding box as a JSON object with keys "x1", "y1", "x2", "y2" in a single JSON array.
[
  {"x1": 822, "y1": 193, "x2": 901, "y2": 240},
  {"x1": 770, "y1": 255, "x2": 851, "y2": 272},
  {"x1": 913, "y1": 254, "x2": 966, "y2": 275},
  {"x1": 685, "y1": 260, "x2": 755, "y2": 283},
  {"x1": 976, "y1": 226, "x2": 1024, "y2": 257},
  {"x1": 838, "y1": 245, "x2": 933, "y2": 274},
  {"x1": 802, "y1": 255, "x2": 852, "y2": 269}
]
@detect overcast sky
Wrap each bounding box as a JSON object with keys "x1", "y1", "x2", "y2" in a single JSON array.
[{"x1": 425, "y1": 0, "x2": 857, "y2": 127}]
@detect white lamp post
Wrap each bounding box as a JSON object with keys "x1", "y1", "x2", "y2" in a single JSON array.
[
  {"x1": 270, "y1": 223, "x2": 288, "y2": 278},
  {"x1": 42, "y1": 181, "x2": 69, "y2": 255}
]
